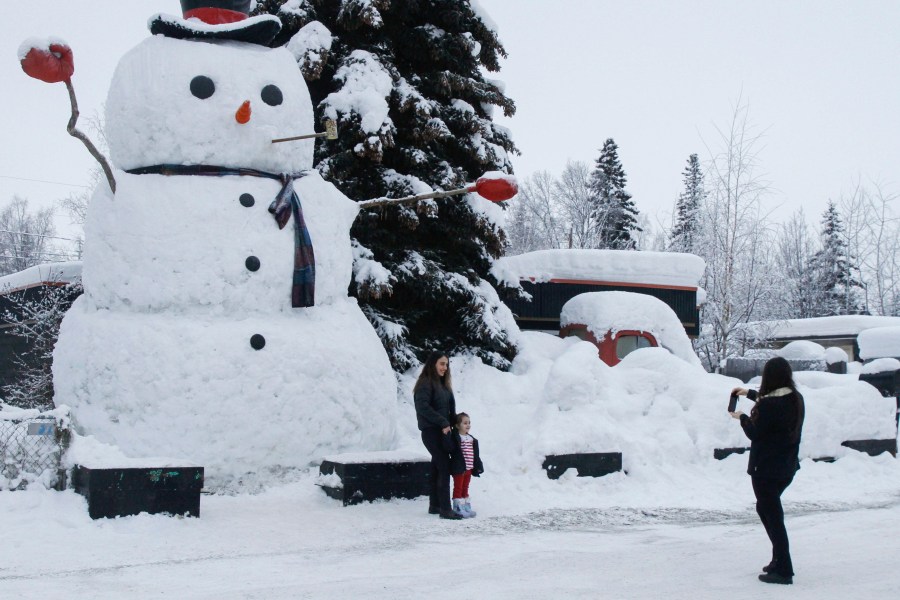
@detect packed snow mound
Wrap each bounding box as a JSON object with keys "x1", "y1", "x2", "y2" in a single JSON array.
[
  {"x1": 53, "y1": 29, "x2": 399, "y2": 490},
  {"x1": 494, "y1": 249, "x2": 705, "y2": 289},
  {"x1": 777, "y1": 340, "x2": 826, "y2": 361},
  {"x1": 825, "y1": 346, "x2": 849, "y2": 364},
  {"x1": 105, "y1": 36, "x2": 315, "y2": 173},
  {"x1": 433, "y1": 333, "x2": 896, "y2": 476},
  {"x1": 560, "y1": 291, "x2": 703, "y2": 368},
  {"x1": 858, "y1": 326, "x2": 900, "y2": 360},
  {"x1": 54, "y1": 297, "x2": 398, "y2": 486},
  {"x1": 81, "y1": 172, "x2": 358, "y2": 311},
  {"x1": 861, "y1": 358, "x2": 900, "y2": 374}
]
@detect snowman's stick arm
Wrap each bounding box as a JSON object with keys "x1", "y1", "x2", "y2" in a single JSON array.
[
  {"x1": 271, "y1": 120, "x2": 338, "y2": 144},
  {"x1": 271, "y1": 132, "x2": 329, "y2": 143},
  {"x1": 357, "y1": 185, "x2": 474, "y2": 210},
  {"x1": 64, "y1": 79, "x2": 117, "y2": 194}
]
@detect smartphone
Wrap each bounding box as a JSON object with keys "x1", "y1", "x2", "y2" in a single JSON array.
[{"x1": 727, "y1": 394, "x2": 739, "y2": 413}]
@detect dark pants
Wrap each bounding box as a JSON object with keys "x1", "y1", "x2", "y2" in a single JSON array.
[
  {"x1": 421, "y1": 427, "x2": 451, "y2": 511},
  {"x1": 752, "y1": 476, "x2": 794, "y2": 576}
]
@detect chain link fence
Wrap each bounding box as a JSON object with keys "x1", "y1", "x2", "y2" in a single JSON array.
[{"x1": 0, "y1": 407, "x2": 71, "y2": 490}]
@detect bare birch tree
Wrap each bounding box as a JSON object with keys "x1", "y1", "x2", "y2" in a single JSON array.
[
  {"x1": 555, "y1": 160, "x2": 598, "y2": 249},
  {"x1": 0, "y1": 197, "x2": 58, "y2": 276},
  {"x1": 505, "y1": 170, "x2": 564, "y2": 254},
  {"x1": 694, "y1": 100, "x2": 775, "y2": 370}
]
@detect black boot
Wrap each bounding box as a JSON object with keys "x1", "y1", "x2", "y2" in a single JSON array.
[
  {"x1": 758, "y1": 572, "x2": 793, "y2": 585},
  {"x1": 428, "y1": 506, "x2": 440, "y2": 515},
  {"x1": 761, "y1": 560, "x2": 776, "y2": 573},
  {"x1": 439, "y1": 509, "x2": 463, "y2": 520}
]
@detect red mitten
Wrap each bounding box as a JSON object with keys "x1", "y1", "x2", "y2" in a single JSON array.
[{"x1": 20, "y1": 42, "x2": 74, "y2": 84}]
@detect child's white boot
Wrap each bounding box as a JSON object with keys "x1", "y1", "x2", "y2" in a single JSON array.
[
  {"x1": 462, "y1": 498, "x2": 476, "y2": 518},
  {"x1": 452, "y1": 498, "x2": 462, "y2": 515}
]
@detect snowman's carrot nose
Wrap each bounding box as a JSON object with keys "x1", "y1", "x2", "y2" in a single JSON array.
[{"x1": 235, "y1": 100, "x2": 251, "y2": 124}]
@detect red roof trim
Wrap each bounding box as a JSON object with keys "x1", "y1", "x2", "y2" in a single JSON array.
[{"x1": 524, "y1": 277, "x2": 697, "y2": 292}]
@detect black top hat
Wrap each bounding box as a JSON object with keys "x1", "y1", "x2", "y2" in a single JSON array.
[{"x1": 149, "y1": 0, "x2": 282, "y2": 46}]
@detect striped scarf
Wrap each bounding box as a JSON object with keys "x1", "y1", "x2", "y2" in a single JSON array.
[{"x1": 125, "y1": 165, "x2": 315, "y2": 308}]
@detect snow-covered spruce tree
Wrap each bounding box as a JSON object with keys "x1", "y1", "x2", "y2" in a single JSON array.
[
  {"x1": 669, "y1": 153, "x2": 705, "y2": 253},
  {"x1": 808, "y1": 200, "x2": 862, "y2": 316},
  {"x1": 589, "y1": 138, "x2": 641, "y2": 250},
  {"x1": 1, "y1": 282, "x2": 82, "y2": 410},
  {"x1": 255, "y1": 0, "x2": 519, "y2": 371}
]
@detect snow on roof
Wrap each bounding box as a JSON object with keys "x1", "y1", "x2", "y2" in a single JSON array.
[
  {"x1": 751, "y1": 315, "x2": 900, "y2": 339},
  {"x1": 495, "y1": 249, "x2": 705, "y2": 289},
  {"x1": 560, "y1": 291, "x2": 702, "y2": 368},
  {"x1": 0, "y1": 261, "x2": 82, "y2": 295},
  {"x1": 857, "y1": 326, "x2": 900, "y2": 360}
]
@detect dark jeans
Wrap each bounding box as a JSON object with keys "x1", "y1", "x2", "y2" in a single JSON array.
[
  {"x1": 421, "y1": 427, "x2": 451, "y2": 511},
  {"x1": 752, "y1": 476, "x2": 795, "y2": 576}
]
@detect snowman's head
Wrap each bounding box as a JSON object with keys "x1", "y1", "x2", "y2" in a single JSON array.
[{"x1": 105, "y1": 36, "x2": 314, "y2": 173}]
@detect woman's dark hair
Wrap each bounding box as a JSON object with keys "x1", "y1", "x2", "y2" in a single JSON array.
[
  {"x1": 758, "y1": 356, "x2": 795, "y2": 396},
  {"x1": 753, "y1": 356, "x2": 805, "y2": 442},
  {"x1": 413, "y1": 351, "x2": 452, "y2": 393}
]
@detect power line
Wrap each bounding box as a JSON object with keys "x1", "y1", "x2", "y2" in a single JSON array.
[
  {"x1": 0, "y1": 174, "x2": 91, "y2": 189},
  {"x1": 0, "y1": 229, "x2": 81, "y2": 242}
]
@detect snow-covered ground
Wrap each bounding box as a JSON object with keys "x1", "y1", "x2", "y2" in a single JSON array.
[
  {"x1": 1, "y1": 454, "x2": 899, "y2": 598},
  {"x1": 2, "y1": 327, "x2": 899, "y2": 597}
]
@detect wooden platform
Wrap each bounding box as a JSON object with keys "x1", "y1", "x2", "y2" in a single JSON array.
[
  {"x1": 541, "y1": 452, "x2": 623, "y2": 479},
  {"x1": 318, "y1": 452, "x2": 432, "y2": 506},
  {"x1": 72, "y1": 465, "x2": 204, "y2": 519}
]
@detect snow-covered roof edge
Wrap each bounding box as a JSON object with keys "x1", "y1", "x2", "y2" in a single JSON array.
[
  {"x1": 495, "y1": 249, "x2": 705, "y2": 289},
  {"x1": 748, "y1": 315, "x2": 900, "y2": 339},
  {"x1": 0, "y1": 261, "x2": 83, "y2": 295}
]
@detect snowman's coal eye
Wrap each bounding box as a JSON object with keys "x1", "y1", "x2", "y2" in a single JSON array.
[
  {"x1": 261, "y1": 84, "x2": 283, "y2": 106},
  {"x1": 190, "y1": 76, "x2": 215, "y2": 100}
]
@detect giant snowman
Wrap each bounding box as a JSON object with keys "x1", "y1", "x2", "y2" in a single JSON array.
[{"x1": 51, "y1": 2, "x2": 399, "y2": 487}]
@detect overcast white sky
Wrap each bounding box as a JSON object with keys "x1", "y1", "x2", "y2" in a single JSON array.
[{"x1": 2, "y1": 0, "x2": 898, "y2": 241}]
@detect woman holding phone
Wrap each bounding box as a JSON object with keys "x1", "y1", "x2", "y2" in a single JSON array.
[{"x1": 730, "y1": 356, "x2": 805, "y2": 585}]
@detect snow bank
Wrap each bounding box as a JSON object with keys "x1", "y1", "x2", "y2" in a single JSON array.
[
  {"x1": 861, "y1": 358, "x2": 900, "y2": 374},
  {"x1": 495, "y1": 249, "x2": 705, "y2": 289},
  {"x1": 560, "y1": 291, "x2": 703, "y2": 368},
  {"x1": 410, "y1": 332, "x2": 895, "y2": 482},
  {"x1": 858, "y1": 326, "x2": 900, "y2": 360},
  {"x1": 825, "y1": 346, "x2": 849, "y2": 364},
  {"x1": 777, "y1": 340, "x2": 826, "y2": 360}
]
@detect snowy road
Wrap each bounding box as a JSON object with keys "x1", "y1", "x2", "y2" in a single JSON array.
[{"x1": 2, "y1": 478, "x2": 899, "y2": 599}]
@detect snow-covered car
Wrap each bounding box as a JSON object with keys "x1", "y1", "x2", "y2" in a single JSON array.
[{"x1": 559, "y1": 291, "x2": 702, "y2": 367}]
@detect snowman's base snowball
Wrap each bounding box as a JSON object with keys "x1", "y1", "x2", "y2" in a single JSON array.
[{"x1": 53, "y1": 296, "x2": 399, "y2": 490}]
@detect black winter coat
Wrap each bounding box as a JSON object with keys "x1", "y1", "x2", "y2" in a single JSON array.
[
  {"x1": 446, "y1": 430, "x2": 484, "y2": 476},
  {"x1": 739, "y1": 388, "x2": 805, "y2": 480},
  {"x1": 413, "y1": 380, "x2": 456, "y2": 431}
]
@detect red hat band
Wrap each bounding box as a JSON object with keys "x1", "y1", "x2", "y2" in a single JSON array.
[{"x1": 184, "y1": 7, "x2": 248, "y2": 25}]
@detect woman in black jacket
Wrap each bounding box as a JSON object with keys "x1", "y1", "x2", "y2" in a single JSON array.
[
  {"x1": 413, "y1": 352, "x2": 461, "y2": 520},
  {"x1": 731, "y1": 356, "x2": 805, "y2": 585}
]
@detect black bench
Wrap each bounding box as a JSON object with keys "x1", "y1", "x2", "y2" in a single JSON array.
[
  {"x1": 714, "y1": 438, "x2": 898, "y2": 462},
  {"x1": 542, "y1": 452, "x2": 623, "y2": 479},
  {"x1": 73, "y1": 465, "x2": 204, "y2": 519},
  {"x1": 318, "y1": 452, "x2": 432, "y2": 506}
]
